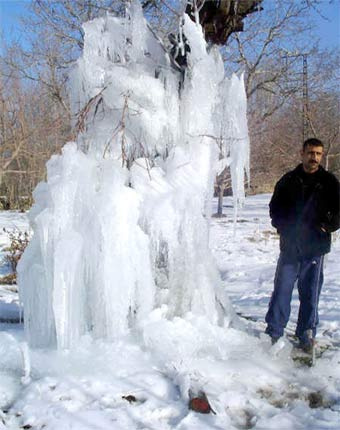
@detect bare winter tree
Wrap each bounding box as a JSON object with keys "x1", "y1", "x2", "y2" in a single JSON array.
[
  {"x1": 224, "y1": 0, "x2": 322, "y2": 112},
  {"x1": 0, "y1": 65, "x2": 70, "y2": 208},
  {"x1": 249, "y1": 48, "x2": 340, "y2": 192},
  {"x1": 0, "y1": 76, "x2": 27, "y2": 208},
  {"x1": 306, "y1": 49, "x2": 339, "y2": 176},
  {"x1": 0, "y1": 1, "x2": 128, "y2": 207},
  {"x1": 1, "y1": 1, "x2": 130, "y2": 113},
  {"x1": 308, "y1": 92, "x2": 340, "y2": 177}
]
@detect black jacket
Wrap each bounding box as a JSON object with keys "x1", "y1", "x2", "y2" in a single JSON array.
[{"x1": 270, "y1": 164, "x2": 340, "y2": 258}]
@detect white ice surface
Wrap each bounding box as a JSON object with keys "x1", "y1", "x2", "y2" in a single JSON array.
[{"x1": 1, "y1": 194, "x2": 339, "y2": 429}]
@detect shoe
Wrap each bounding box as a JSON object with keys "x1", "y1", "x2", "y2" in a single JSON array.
[
  {"x1": 265, "y1": 327, "x2": 281, "y2": 345},
  {"x1": 298, "y1": 330, "x2": 315, "y2": 353},
  {"x1": 270, "y1": 336, "x2": 280, "y2": 345},
  {"x1": 299, "y1": 340, "x2": 314, "y2": 353}
]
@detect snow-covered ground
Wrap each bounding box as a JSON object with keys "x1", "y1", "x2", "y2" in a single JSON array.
[{"x1": 0, "y1": 194, "x2": 339, "y2": 430}]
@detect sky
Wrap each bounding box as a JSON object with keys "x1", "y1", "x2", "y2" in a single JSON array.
[
  {"x1": 0, "y1": 0, "x2": 339, "y2": 50},
  {"x1": 0, "y1": 0, "x2": 31, "y2": 46},
  {"x1": 310, "y1": 0, "x2": 340, "y2": 49}
]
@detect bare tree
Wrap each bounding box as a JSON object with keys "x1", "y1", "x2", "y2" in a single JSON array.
[
  {"x1": 0, "y1": 1, "x2": 128, "y2": 207},
  {"x1": 249, "y1": 48, "x2": 340, "y2": 193},
  {"x1": 1, "y1": 1, "x2": 129, "y2": 112},
  {"x1": 224, "y1": 0, "x2": 321, "y2": 115},
  {"x1": 0, "y1": 66, "x2": 70, "y2": 209},
  {"x1": 307, "y1": 92, "x2": 340, "y2": 176}
]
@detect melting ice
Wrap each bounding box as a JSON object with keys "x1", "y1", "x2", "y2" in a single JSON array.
[{"x1": 18, "y1": 1, "x2": 250, "y2": 349}]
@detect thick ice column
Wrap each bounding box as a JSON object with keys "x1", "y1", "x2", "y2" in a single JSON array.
[
  {"x1": 182, "y1": 20, "x2": 222, "y2": 182},
  {"x1": 222, "y1": 73, "x2": 250, "y2": 209}
]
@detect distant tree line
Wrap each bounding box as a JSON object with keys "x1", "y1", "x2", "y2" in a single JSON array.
[{"x1": 0, "y1": 0, "x2": 338, "y2": 209}]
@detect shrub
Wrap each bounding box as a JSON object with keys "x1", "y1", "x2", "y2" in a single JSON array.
[{"x1": 0, "y1": 228, "x2": 30, "y2": 284}]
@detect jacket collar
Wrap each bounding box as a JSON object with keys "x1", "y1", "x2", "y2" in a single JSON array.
[{"x1": 294, "y1": 163, "x2": 325, "y2": 178}]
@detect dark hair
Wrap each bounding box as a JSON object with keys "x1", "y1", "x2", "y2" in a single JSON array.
[{"x1": 303, "y1": 138, "x2": 324, "y2": 150}]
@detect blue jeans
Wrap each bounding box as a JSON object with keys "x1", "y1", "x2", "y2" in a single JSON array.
[{"x1": 265, "y1": 253, "x2": 324, "y2": 339}]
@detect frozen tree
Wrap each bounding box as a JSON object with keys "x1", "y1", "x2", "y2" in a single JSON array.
[{"x1": 18, "y1": 1, "x2": 249, "y2": 349}]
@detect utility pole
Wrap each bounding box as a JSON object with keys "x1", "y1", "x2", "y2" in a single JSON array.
[
  {"x1": 302, "y1": 54, "x2": 309, "y2": 141},
  {"x1": 283, "y1": 52, "x2": 309, "y2": 141}
]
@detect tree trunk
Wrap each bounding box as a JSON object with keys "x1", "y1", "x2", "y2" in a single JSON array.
[{"x1": 217, "y1": 185, "x2": 225, "y2": 217}]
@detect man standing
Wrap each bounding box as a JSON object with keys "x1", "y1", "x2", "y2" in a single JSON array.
[{"x1": 265, "y1": 138, "x2": 340, "y2": 351}]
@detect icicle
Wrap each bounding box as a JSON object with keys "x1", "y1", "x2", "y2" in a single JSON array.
[{"x1": 20, "y1": 342, "x2": 31, "y2": 385}]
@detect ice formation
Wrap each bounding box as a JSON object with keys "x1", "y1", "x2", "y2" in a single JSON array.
[{"x1": 18, "y1": 1, "x2": 250, "y2": 349}]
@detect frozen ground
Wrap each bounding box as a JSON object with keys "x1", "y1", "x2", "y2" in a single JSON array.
[{"x1": 0, "y1": 194, "x2": 339, "y2": 429}]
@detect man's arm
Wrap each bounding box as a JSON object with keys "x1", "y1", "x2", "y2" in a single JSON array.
[
  {"x1": 269, "y1": 177, "x2": 290, "y2": 233},
  {"x1": 320, "y1": 175, "x2": 340, "y2": 233}
]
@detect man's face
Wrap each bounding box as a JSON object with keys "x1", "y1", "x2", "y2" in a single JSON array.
[{"x1": 300, "y1": 144, "x2": 323, "y2": 173}]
